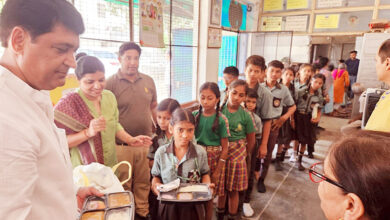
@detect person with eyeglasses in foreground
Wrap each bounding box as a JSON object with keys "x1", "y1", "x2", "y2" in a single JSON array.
[{"x1": 309, "y1": 130, "x2": 390, "y2": 220}]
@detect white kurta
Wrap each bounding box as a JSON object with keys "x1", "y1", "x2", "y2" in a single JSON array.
[{"x1": 0, "y1": 66, "x2": 77, "y2": 220}]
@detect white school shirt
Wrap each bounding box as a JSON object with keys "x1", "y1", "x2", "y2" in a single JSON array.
[{"x1": 0, "y1": 66, "x2": 77, "y2": 220}]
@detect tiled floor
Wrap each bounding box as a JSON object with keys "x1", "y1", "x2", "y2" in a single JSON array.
[{"x1": 215, "y1": 116, "x2": 348, "y2": 220}]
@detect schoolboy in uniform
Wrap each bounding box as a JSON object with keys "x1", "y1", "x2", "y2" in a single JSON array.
[
  {"x1": 260, "y1": 60, "x2": 296, "y2": 179},
  {"x1": 221, "y1": 66, "x2": 239, "y2": 104},
  {"x1": 241, "y1": 55, "x2": 274, "y2": 215},
  {"x1": 242, "y1": 88, "x2": 263, "y2": 217}
]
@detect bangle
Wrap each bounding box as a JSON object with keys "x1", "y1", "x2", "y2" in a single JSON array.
[
  {"x1": 83, "y1": 129, "x2": 91, "y2": 138},
  {"x1": 219, "y1": 158, "x2": 226, "y2": 162}
]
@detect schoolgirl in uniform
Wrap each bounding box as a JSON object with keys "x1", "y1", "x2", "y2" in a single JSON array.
[
  {"x1": 295, "y1": 64, "x2": 325, "y2": 159},
  {"x1": 193, "y1": 82, "x2": 230, "y2": 220},
  {"x1": 295, "y1": 74, "x2": 325, "y2": 171},
  {"x1": 294, "y1": 63, "x2": 312, "y2": 91},
  {"x1": 151, "y1": 108, "x2": 211, "y2": 220},
  {"x1": 291, "y1": 64, "x2": 313, "y2": 162},
  {"x1": 277, "y1": 67, "x2": 297, "y2": 162},
  {"x1": 148, "y1": 98, "x2": 181, "y2": 167},
  {"x1": 147, "y1": 98, "x2": 180, "y2": 220},
  {"x1": 220, "y1": 79, "x2": 255, "y2": 220}
]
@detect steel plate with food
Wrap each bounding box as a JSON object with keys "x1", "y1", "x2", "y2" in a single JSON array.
[
  {"x1": 158, "y1": 183, "x2": 212, "y2": 203},
  {"x1": 79, "y1": 191, "x2": 135, "y2": 220}
]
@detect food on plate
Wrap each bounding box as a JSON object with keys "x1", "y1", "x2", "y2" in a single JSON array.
[
  {"x1": 177, "y1": 192, "x2": 193, "y2": 200},
  {"x1": 85, "y1": 200, "x2": 106, "y2": 210},
  {"x1": 80, "y1": 211, "x2": 104, "y2": 220},
  {"x1": 161, "y1": 193, "x2": 175, "y2": 200},
  {"x1": 178, "y1": 185, "x2": 209, "y2": 193},
  {"x1": 106, "y1": 207, "x2": 131, "y2": 220},
  {"x1": 108, "y1": 192, "x2": 131, "y2": 208}
]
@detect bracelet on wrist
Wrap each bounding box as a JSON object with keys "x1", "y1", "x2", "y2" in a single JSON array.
[{"x1": 219, "y1": 158, "x2": 226, "y2": 162}]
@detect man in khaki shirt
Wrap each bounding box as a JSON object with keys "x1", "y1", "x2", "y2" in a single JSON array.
[{"x1": 106, "y1": 42, "x2": 157, "y2": 220}]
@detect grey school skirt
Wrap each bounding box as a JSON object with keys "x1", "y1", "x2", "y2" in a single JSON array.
[{"x1": 158, "y1": 202, "x2": 205, "y2": 220}]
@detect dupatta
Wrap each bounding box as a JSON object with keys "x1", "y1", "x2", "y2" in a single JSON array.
[
  {"x1": 332, "y1": 69, "x2": 345, "y2": 80},
  {"x1": 54, "y1": 92, "x2": 104, "y2": 165}
]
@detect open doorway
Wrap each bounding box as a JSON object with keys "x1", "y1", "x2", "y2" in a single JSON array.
[
  {"x1": 310, "y1": 36, "x2": 357, "y2": 66},
  {"x1": 311, "y1": 44, "x2": 331, "y2": 63}
]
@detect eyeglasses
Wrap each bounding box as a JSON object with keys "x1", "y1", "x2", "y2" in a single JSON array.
[{"x1": 309, "y1": 162, "x2": 348, "y2": 192}]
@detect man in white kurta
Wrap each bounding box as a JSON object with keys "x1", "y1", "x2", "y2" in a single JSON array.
[
  {"x1": 0, "y1": 0, "x2": 101, "y2": 219},
  {"x1": 0, "y1": 67, "x2": 78, "y2": 219}
]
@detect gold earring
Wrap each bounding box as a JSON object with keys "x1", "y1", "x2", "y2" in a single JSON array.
[{"x1": 338, "y1": 218, "x2": 343, "y2": 220}]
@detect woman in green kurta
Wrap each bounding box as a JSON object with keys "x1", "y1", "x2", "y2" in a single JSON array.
[{"x1": 54, "y1": 55, "x2": 151, "y2": 168}]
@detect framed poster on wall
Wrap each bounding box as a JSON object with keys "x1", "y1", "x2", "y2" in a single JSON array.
[
  {"x1": 210, "y1": 0, "x2": 222, "y2": 26},
  {"x1": 286, "y1": 0, "x2": 308, "y2": 10},
  {"x1": 261, "y1": 16, "x2": 282, "y2": 31},
  {"x1": 208, "y1": 27, "x2": 222, "y2": 48},
  {"x1": 263, "y1": 0, "x2": 283, "y2": 11},
  {"x1": 139, "y1": 0, "x2": 164, "y2": 47}
]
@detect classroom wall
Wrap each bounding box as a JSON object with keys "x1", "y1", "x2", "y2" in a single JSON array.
[
  {"x1": 197, "y1": 0, "x2": 390, "y2": 94},
  {"x1": 198, "y1": 0, "x2": 221, "y2": 94}
]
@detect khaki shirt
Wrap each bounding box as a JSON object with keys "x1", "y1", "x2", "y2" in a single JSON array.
[{"x1": 106, "y1": 71, "x2": 157, "y2": 138}]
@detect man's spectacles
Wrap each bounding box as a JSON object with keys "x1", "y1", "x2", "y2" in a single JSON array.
[{"x1": 309, "y1": 162, "x2": 348, "y2": 192}]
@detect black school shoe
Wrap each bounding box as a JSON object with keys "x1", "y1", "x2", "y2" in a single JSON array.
[
  {"x1": 275, "y1": 160, "x2": 283, "y2": 171},
  {"x1": 227, "y1": 213, "x2": 238, "y2": 220},
  {"x1": 217, "y1": 208, "x2": 225, "y2": 220},
  {"x1": 298, "y1": 162, "x2": 305, "y2": 171},
  {"x1": 135, "y1": 213, "x2": 151, "y2": 220},
  {"x1": 257, "y1": 179, "x2": 266, "y2": 193}
]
